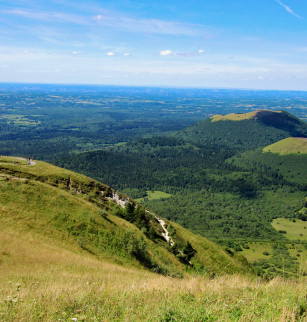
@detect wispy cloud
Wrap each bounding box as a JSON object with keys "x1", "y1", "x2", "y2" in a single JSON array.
[
  {"x1": 275, "y1": 0, "x2": 302, "y2": 19},
  {"x1": 2, "y1": 9, "x2": 90, "y2": 25},
  {"x1": 94, "y1": 14, "x2": 205, "y2": 36},
  {"x1": 1, "y1": 9, "x2": 206, "y2": 37},
  {"x1": 160, "y1": 50, "x2": 204, "y2": 57},
  {"x1": 174, "y1": 52, "x2": 198, "y2": 57}
]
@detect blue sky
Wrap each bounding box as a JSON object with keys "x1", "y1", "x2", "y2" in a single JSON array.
[{"x1": 1, "y1": 0, "x2": 307, "y2": 90}]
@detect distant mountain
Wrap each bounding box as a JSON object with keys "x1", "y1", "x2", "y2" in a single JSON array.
[
  {"x1": 0, "y1": 157, "x2": 251, "y2": 276},
  {"x1": 175, "y1": 110, "x2": 307, "y2": 150}
]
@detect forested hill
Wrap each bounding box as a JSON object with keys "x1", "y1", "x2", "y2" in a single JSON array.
[{"x1": 175, "y1": 110, "x2": 307, "y2": 150}]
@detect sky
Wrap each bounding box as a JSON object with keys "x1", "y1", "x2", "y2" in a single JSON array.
[{"x1": 1, "y1": 0, "x2": 307, "y2": 90}]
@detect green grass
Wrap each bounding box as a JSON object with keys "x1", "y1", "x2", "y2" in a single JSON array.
[
  {"x1": 263, "y1": 137, "x2": 307, "y2": 155},
  {"x1": 240, "y1": 243, "x2": 273, "y2": 263},
  {"x1": 2, "y1": 161, "x2": 307, "y2": 319},
  {"x1": 0, "y1": 156, "x2": 28, "y2": 165},
  {"x1": 136, "y1": 191, "x2": 173, "y2": 202},
  {"x1": 272, "y1": 218, "x2": 307, "y2": 241}
]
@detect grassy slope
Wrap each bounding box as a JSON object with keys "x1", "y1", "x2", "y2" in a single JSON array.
[
  {"x1": 263, "y1": 137, "x2": 307, "y2": 155},
  {"x1": 2, "y1": 233, "x2": 307, "y2": 321},
  {"x1": 2, "y1": 162, "x2": 307, "y2": 319},
  {"x1": 0, "y1": 157, "x2": 250, "y2": 276}
]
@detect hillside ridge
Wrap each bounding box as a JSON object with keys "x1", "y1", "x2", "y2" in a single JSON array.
[
  {"x1": 0, "y1": 156, "x2": 251, "y2": 276},
  {"x1": 210, "y1": 109, "x2": 281, "y2": 122}
]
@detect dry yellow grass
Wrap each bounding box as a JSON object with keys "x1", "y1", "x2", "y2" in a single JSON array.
[
  {"x1": 211, "y1": 110, "x2": 281, "y2": 122},
  {"x1": 1, "y1": 229, "x2": 307, "y2": 321},
  {"x1": 263, "y1": 137, "x2": 307, "y2": 155}
]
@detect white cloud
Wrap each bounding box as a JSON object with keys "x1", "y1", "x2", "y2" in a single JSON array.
[
  {"x1": 107, "y1": 52, "x2": 115, "y2": 56},
  {"x1": 275, "y1": 0, "x2": 302, "y2": 19},
  {"x1": 123, "y1": 53, "x2": 130, "y2": 56},
  {"x1": 198, "y1": 50, "x2": 204, "y2": 53},
  {"x1": 160, "y1": 50, "x2": 173, "y2": 56},
  {"x1": 72, "y1": 51, "x2": 78, "y2": 54}
]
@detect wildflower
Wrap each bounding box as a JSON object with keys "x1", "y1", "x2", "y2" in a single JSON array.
[{"x1": 71, "y1": 318, "x2": 78, "y2": 321}]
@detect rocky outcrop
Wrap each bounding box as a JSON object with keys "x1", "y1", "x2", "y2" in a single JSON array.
[{"x1": 107, "y1": 192, "x2": 130, "y2": 208}]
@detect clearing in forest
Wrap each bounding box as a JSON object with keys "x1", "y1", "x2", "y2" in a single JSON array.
[
  {"x1": 136, "y1": 190, "x2": 172, "y2": 202},
  {"x1": 272, "y1": 217, "x2": 307, "y2": 241}
]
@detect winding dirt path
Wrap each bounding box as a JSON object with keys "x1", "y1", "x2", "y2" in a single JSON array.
[{"x1": 155, "y1": 216, "x2": 174, "y2": 246}]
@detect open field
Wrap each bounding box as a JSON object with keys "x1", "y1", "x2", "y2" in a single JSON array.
[
  {"x1": 272, "y1": 218, "x2": 307, "y2": 241},
  {"x1": 240, "y1": 243, "x2": 273, "y2": 263},
  {"x1": 136, "y1": 191, "x2": 173, "y2": 202},
  {"x1": 263, "y1": 137, "x2": 307, "y2": 155},
  {"x1": 1, "y1": 114, "x2": 40, "y2": 127}
]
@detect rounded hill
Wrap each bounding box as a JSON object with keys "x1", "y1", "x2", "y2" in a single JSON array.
[
  {"x1": 263, "y1": 137, "x2": 307, "y2": 155},
  {"x1": 175, "y1": 110, "x2": 307, "y2": 150}
]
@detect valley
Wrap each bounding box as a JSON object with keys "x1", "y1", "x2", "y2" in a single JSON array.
[{"x1": 53, "y1": 106, "x2": 307, "y2": 279}]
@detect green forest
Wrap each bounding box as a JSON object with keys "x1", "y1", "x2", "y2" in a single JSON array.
[{"x1": 54, "y1": 112, "x2": 307, "y2": 247}]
